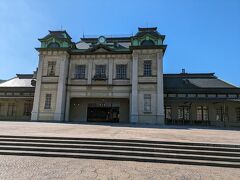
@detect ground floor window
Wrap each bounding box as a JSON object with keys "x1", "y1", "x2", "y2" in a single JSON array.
[
  {"x1": 164, "y1": 106, "x2": 172, "y2": 120},
  {"x1": 44, "y1": 94, "x2": 52, "y2": 109},
  {"x1": 196, "y1": 106, "x2": 208, "y2": 121},
  {"x1": 23, "y1": 102, "x2": 32, "y2": 116},
  {"x1": 144, "y1": 94, "x2": 151, "y2": 113},
  {"x1": 177, "y1": 106, "x2": 190, "y2": 120},
  {"x1": 0, "y1": 103, "x2": 3, "y2": 116},
  {"x1": 216, "y1": 106, "x2": 228, "y2": 121},
  {"x1": 236, "y1": 108, "x2": 240, "y2": 121},
  {"x1": 7, "y1": 103, "x2": 16, "y2": 116}
]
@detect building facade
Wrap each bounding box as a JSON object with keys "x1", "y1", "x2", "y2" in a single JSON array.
[{"x1": 0, "y1": 27, "x2": 240, "y2": 127}]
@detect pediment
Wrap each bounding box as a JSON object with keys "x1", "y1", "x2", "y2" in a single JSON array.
[
  {"x1": 95, "y1": 48, "x2": 109, "y2": 52},
  {"x1": 88, "y1": 44, "x2": 113, "y2": 52}
]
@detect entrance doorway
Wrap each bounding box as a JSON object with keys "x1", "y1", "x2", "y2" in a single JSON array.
[{"x1": 87, "y1": 107, "x2": 119, "y2": 123}]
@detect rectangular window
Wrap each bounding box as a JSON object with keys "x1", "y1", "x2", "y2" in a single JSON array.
[
  {"x1": 143, "y1": 60, "x2": 152, "y2": 76},
  {"x1": 95, "y1": 65, "x2": 106, "y2": 79},
  {"x1": 165, "y1": 106, "x2": 172, "y2": 120},
  {"x1": 216, "y1": 106, "x2": 228, "y2": 121},
  {"x1": 116, "y1": 64, "x2": 127, "y2": 79},
  {"x1": 0, "y1": 103, "x2": 2, "y2": 116},
  {"x1": 178, "y1": 106, "x2": 190, "y2": 120},
  {"x1": 216, "y1": 107, "x2": 223, "y2": 121},
  {"x1": 44, "y1": 94, "x2": 52, "y2": 109},
  {"x1": 47, "y1": 61, "x2": 56, "y2": 76},
  {"x1": 236, "y1": 108, "x2": 240, "y2": 121},
  {"x1": 144, "y1": 94, "x2": 151, "y2": 112},
  {"x1": 23, "y1": 102, "x2": 32, "y2": 116},
  {"x1": 197, "y1": 106, "x2": 208, "y2": 121},
  {"x1": 7, "y1": 103, "x2": 16, "y2": 116},
  {"x1": 75, "y1": 65, "x2": 86, "y2": 79}
]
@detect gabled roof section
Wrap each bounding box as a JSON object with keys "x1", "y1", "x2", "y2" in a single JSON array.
[
  {"x1": 0, "y1": 80, "x2": 5, "y2": 84},
  {"x1": 0, "y1": 74, "x2": 34, "y2": 88},
  {"x1": 163, "y1": 73, "x2": 239, "y2": 93},
  {"x1": 39, "y1": 30, "x2": 72, "y2": 41},
  {"x1": 135, "y1": 27, "x2": 165, "y2": 40},
  {"x1": 38, "y1": 30, "x2": 75, "y2": 49}
]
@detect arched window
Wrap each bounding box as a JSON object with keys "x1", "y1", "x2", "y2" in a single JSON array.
[
  {"x1": 47, "y1": 42, "x2": 60, "y2": 48},
  {"x1": 141, "y1": 40, "x2": 155, "y2": 46}
]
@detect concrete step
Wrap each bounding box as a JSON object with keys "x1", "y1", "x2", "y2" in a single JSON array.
[
  {"x1": 0, "y1": 138, "x2": 238, "y2": 153},
  {"x1": 0, "y1": 145, "x2": 239, "y2": 163},
  {"x1": 0, "y1": 135, "x2": 239, "y2": 148},
  {"x1": 0, "y1": 141, "x2": 239, "y2": 157},
  {"x1": 0, "y1": 149, "x2": 240, "y2": 168},
  {"x1": 0, "y1": 135, "x2": 239, "y2": 168}
]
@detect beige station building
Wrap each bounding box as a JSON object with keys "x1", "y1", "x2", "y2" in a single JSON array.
[{"x1": 0, "y1": 27, "x2": 240, "y2": 127}]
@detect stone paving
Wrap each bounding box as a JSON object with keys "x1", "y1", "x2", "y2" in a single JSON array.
[
  {"x1": 0, "y1": 121, "x2": 239, "y2": 144},
  {"x1": 0, "y1": 155, "x2": 240, "y2": 180}
]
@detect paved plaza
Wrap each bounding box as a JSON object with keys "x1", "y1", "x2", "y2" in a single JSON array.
[
  {"x1": 0, "y1": 155, "x2": 240, "y2": 180},
  {"x1": 0, "y1": 121, "x2": 239, "y2": 144}
]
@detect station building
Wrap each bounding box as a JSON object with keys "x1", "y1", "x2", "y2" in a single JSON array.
[{"x1": 0, "y1": 27, "x2": 240, "y2": 127}]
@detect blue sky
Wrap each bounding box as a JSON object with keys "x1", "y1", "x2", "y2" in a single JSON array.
[{"x1": 0, "y1": 0, "x2": 240, "y2": 86}]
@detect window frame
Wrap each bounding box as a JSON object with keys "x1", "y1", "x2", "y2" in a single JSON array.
[
  {"x1": 23, "y1": 102, "x2": 32, "y2": 116},
  {"x1": 164, "y1": 106, "x2": 172, "y2": 120},
  {"x1": 44, "y1": 94, "x2": 52, "y2": 110},
  {"x1": 75, "y1": 64, "x2": 86, "y2": 79},
  {"x1": 95, "y1": 64, "x2": 107, "y2": 79},
  {"x1": 196, "y1": 106, "x2": 209, "y2": 121},
  {"x1": 143, "y1": 60, "x2": 152, "y2": 77},
  {"x1": 116, "y1": 64, "x2": 127, "y2": 79},
  {"x1": 47, "y1": 61, "x2": 56, "y2": 76},
  {"x1": 7, "y1": 103, "x2": 16, "y2": 117},
  {"x1": 236, "y1": 107, "x2": 240, "y2": 121},
  {"x1": 144, "y1": 94, "x2": 151, "y2": 113},
  {"x1": 177, "y1": 106, "x2": 190, "y2": 120}
]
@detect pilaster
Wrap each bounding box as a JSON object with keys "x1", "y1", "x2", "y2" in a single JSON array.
[
  {"x1": 130, "y1": 52, "x2": 138, "y2": 123},
  {"x1": 108, "y1": 59, "x2": 113, "y2": 84},
  {"x1": 54, "y1": 55, "x2": 69, "y2": 121},
  {"x1": 87, "y1": 61, "x2": 92, "y2": 85},
  {"x1": 156, "y1": 52, "x2": 165, "y2": 124}
]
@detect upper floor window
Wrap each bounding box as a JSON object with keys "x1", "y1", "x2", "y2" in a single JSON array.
[
  {"x1": 47, "y1": 42, "x2": 60, "y2": 48},
  {"x1": 141, "y1": 40, "x2": 155, "y2": 46},
  {"x1": 196, "y1": 106, "x2": 208, "y2": 121},
  {"x1": 144, "y1": 94, "x2": 151, "y2": 113},
  {"x1": 75, "y1": 65, "x2": 86, "y2": 79},
  {"x1": 95, "y1": 65, "x2": 106, "y2": 79},
  {"x1": 47, "y1": 61, "x2": 56, "y2": 76},
  {"x1": 44, "y1": 94, "x2": 52, "y2": 109},
  {"x1": 143, "y1": 60, "x2": 152, "y2": 76},
  {"x1": 116, "y1": 64, "x2": 127, "y2": 79}
]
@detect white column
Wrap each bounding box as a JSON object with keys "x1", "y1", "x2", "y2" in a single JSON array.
[
  {"x1": 108, "y1": 59, "x2": 113, "y2": 84},
  {"x1": 130, "y1": 53, "x2": 138, "y2": 123},
  {"x1": 31, "y1": 54, "x2": 43, "y2": 121},
  {"x1": 87, "y1": 61, "x2": 92, "y2": 85},
  {"x1": 54, "y1": 56, "x2": 69, "y2": 121},
  {"x1": 157, "y1": 52, "x2": 165, "y2": 124}
]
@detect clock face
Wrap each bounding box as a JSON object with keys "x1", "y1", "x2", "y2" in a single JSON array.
[{"x1": 98, "y1": 36, "x2": 106, "y2": 43}]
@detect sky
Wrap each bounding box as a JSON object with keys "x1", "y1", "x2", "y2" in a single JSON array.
[{"x1": 0, "y1": 0, "x2": 240, "y2": 86}]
